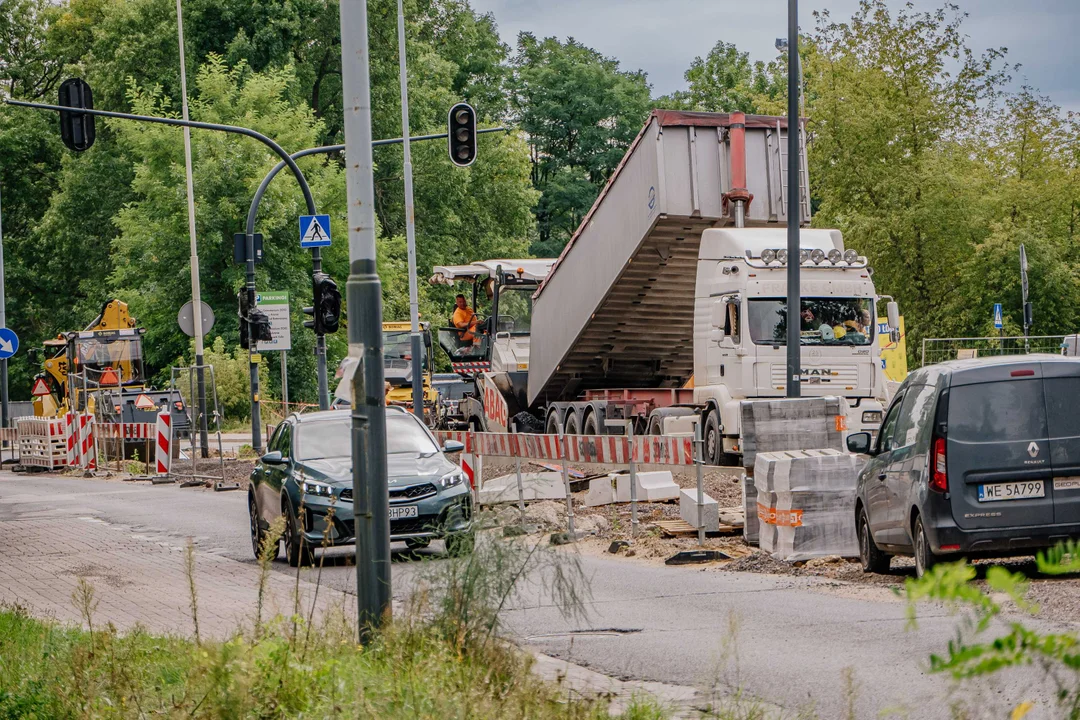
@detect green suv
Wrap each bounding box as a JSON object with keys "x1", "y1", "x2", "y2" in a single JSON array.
[{"x1": 248, "y1": 407, "x2": 472, "y2": 566}]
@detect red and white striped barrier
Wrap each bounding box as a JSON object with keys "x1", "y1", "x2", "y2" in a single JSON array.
[
  {"x1": 434, "y1": 431, "x2": 698, "y2": 466},
  {"x1": 16, "y1": 416, "x2": 68, "y2": 469},
  {"x1": 155, "y1": 409, "x2": 172, "y2": 476},
  {"x1": 64, "y1": 412, "x2": 80, "y2": 467},
  {"x1": 78, "y1": 414, "x2": 96, "y2": 470},
  {"x1": 96, "y1": 423, "x2": 155, "y2": 440}
]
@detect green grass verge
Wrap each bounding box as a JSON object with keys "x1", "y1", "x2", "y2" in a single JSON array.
[{"x1": 0, "y1": 603, "x2": 665, "y2": 719}]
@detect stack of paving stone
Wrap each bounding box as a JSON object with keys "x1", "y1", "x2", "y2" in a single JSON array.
[
  {"x1": 752, "y1": 449, "x2": 860, "y2": 561},
  {"x1": 738, "y1": 397, "x2": 845, "y2": 544}
]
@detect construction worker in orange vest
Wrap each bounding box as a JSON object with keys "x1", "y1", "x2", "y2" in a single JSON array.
[{"x1": 452, "y1": 294, "x2": 480, "y2": 345}]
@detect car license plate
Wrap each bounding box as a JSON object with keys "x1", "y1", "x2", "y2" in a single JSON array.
[
  {"x1": 978, "y1": 481, "x2": 1045, "y2": 502},
  {"x1": 388, "y1": 505, "x2": 418, "y2": 520},
  {"x1": 1054, "y1": 477, "x2": 1080, "y2": 491}
]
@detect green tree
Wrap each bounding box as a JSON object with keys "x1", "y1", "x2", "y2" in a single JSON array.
[
  {"x1": 657, "y1": 40, "x2": 782, "y2": 113},
  {"x1": 510, "y1": 33, "x2": 651, "y2": 256}
]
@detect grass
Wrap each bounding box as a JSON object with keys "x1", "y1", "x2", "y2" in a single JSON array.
[{"x1": 0, "y1": 520, "x2": 663, "y2": 720}]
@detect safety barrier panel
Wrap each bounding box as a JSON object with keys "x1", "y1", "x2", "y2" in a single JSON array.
[
  {"x1": 436, "y1": 431, "x2": 695, "y2": 466},
  {"x1": 16, "y1": 417, "x2": 68, "y2": 469},
  {"x1": 96, "y1": 423, "x2": 155, "y2": 440}
]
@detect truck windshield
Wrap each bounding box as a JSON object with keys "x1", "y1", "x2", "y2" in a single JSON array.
[
  {"x1": 73, "y1": 336, "x2": 145, "y2": 385},
  {"x1": 496, "y1": 286, "x2": 534, "y2": 334},
  {"x1": 748, "y1": 298, "x2": 875, "y2": 346}
]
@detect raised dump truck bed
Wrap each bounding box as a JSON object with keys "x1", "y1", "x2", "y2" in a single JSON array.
[{"x1": 527, "y1": 110, "x2": 809, "y2": 405}]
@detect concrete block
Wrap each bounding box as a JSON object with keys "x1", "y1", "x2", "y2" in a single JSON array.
[
  {"x1": 584, "y1": 476, "x2": 616, "y2": 507},
  {"x1": 615, "y1": 471, "x2": 679, "y2": 503},
  {"x1": 479, "y1": 472, "x2": 565, "y2": 505},
  {"x1": 679, "y1": 488, "x2": 719, "y2": 531}
]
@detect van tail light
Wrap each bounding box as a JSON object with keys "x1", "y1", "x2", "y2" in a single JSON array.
[{"x1": 931, "y1": 437, "x2": 948, "y2": 493}]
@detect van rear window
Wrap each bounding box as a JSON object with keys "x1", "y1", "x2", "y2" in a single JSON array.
[{"x1": 948, "y1": 380, "x2": 1046, "y2": 443}]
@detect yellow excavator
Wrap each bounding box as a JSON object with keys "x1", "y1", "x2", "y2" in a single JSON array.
[{"x1": 32, "y1": 299, "x2": 190, "y2": 453}]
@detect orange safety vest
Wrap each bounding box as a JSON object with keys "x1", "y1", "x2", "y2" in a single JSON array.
[{"x1": 452, "y1": 307, "x2": 477, "y2": 342}]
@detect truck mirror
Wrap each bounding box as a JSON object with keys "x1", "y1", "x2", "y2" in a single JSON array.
[
  {"x1": 710, "y1": 300, "x2": 726, "y2": 330},
  {"x1": 890, "y1": 329, "x2": 900, "y2": 343},
  {"x1": 886, "y1": 301, "x2": 900, "y2": 332}
]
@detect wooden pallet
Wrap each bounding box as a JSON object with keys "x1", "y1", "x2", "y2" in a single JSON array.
[{"x1": 655, "y1": 519, "x2": 742, "y2": 537}]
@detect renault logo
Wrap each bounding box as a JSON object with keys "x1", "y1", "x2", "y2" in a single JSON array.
[{"x1": 1028, "y1": 442, "x2": 1040, "y2": 458}]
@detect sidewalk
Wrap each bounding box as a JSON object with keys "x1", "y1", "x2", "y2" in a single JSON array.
[{"x1": 0, "y1": 514, "x2": 349, "y2": 638}]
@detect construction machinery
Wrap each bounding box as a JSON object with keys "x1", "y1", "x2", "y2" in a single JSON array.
[
  {"x1": 382, "y1": 320, "x2": 439, "y2": 413},
  {"x1": 32, "y1": 299, "x2": 190, "y2": 454}
]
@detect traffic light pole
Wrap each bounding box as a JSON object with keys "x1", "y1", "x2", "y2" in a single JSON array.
[
  {"x1": 4, "y1": 98, "x2": 322, "y2": 456},
  {"x1": 340, "y1": 0, "x2": 391, "y2": 640},
  {"x1": 396, "y1": 0, "x2": 424, "y2": 422},
  {"x1": 312, "y1": 248, "x2": 330, "y2": 410}
]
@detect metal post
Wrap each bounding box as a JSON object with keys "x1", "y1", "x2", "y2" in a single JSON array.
[
  {"x1": 627, "y1": 420, "x2": 638, "y2": 538},
  {"x1": 785, "y1": 0, "x2": 802, "y2": 399},
  {"x1": 513, "y1": 421, "x2": 526, "y2": 526},
  {"x1": 396, "y1": 0, "x2": 425, "y2": 422},
  {"x1": 280, "y1": 351, "x2": 288, "y2": 418},
  {"x1": 695, "y1": 420, "x2": 705, "y2": 546},
  {"x1": 176, "y1": 0, "x2": 210, "y2": 458},
  {"x1": 557, "y1": 416, "x2": 575, "y2": 538},
  {"x1": 245, "y1": 232, "x2": 262, "y2": 454},
  {"x1": 341, "y1": 0, "x2": 390, "y2": 640},
  {"x1": 0, "y1": 186, "x2": 8, "y2": 432}
]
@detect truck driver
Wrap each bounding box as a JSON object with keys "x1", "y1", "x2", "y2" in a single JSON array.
[{"x1": 452, "y1": 294, "x2": 480, "y2": 345}]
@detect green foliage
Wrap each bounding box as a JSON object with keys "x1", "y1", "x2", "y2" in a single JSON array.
[
  {"x1": 906, "y1": 552, "x2": 1080, "y2": 717},
  {"x1": 175, "y1": 336, "x2": 270, "y2": 421},
  {"x1": 656, "y1": 41, "x2": 783, "y2": 114},
  {"x1": 510, "y1": 33, "x2": 651, "y2": 255}
]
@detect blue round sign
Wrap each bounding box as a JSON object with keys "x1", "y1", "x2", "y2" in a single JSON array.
[{"x1": 0, "y1": 328, "x2": 19, "y2": 359}]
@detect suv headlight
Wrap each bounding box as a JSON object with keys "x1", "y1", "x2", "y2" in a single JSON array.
[
  {"x1": 301, "y1": 479, "x2": 334, "y2": 497},
  {"x1": 440, "y1": 469, "x2": 466, "y2": 489},
  {"x1": 861, "y1": 410, "x2": 883, "y2": 425}
]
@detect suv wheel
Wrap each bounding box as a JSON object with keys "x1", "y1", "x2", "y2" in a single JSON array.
[
  {"x1": 249, "y1": 493, "x2": 278, "y2": 561},
  {"x1": 858, "y1": 508, "x2": 890, "y2": 574},
  {"x1": 913, "y1": 516, "x2": 937, "y2": 579},
  {"x1": 284, "y1": 501, "x2": 313, "y2": 568}
]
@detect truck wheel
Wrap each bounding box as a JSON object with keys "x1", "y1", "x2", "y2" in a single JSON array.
[
  {"x1": 647, "y1": 415, "x2": 664, "y2": 435},
  {"x1": 564, "y1": 412, "x2": 581, "y2": 435},
  {"x1": 546, "y1": 412, "x2": 560, "y2": 435},
  {"x1": 704, "y1": 411, "x2": 723, "y2": 465},
  {"x1": 583, "y1": 412, "x2": 600, "y2": 435}
]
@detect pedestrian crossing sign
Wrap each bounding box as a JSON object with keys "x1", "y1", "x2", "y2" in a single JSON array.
[
  {"x1": 993, "y1": 303, "x2": 1003, "y2": 329},
  {"x1": 299, "y1": 214, "x2": 331, "y2": 248}
]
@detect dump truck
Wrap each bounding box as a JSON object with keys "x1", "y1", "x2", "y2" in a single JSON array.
[
  {"x1": 432, "y1": 110, "x2": 900, "y2": 465},
  {"x1": 32, "y1": 299, "x2": 190, "y2": 454}
]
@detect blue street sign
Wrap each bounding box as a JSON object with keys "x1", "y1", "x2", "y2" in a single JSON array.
[
  {"x1": 993, "y1": 303, "x2": 1003, "y2": 330},
  {"x1": 299, "y1": 214, "x2": 331, "y2": 248},
  {"x1": 0, "y1": 328, "x2": 19, "y2": 359}
]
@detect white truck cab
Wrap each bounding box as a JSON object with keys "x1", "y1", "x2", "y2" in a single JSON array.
[{"x1": 690, "y1": 227, "x2": 897, "y2": 457}]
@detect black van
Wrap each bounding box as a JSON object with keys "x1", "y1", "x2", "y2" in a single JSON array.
[{"x1": 847, "y1": 355, "x2": 1080, "y2": 577}]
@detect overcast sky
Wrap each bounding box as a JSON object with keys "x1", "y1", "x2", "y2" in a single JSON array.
[{"x1": 469, "y1": 0, "x2": 1080, "y2": 113}]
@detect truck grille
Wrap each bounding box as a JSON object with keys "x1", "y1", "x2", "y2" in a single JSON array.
[{"x1": 770, "y1": 364, "x2": 860, "y2": 387}]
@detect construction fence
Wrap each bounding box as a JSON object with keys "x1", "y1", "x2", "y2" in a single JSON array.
[
  {"x1": 434, "y1": 429, "x2": 708, "y2": 541},
  {"x1": 921, "y1": 334, "x2": 1073, "y2": 367}
]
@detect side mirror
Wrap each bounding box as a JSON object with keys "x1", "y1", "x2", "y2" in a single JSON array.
[
  {"x1": 846, "y1": 432, "x2": 872, "y2": 455},
  {"x1": 890, "y1": 329, "x2": 900, "y2": 343},
  {"x1": 261, "y1": 450, "x2": 285, "y2": 465},
  {"x1": 443, "y1": 440, "x2": 465, "y2": 453},
  {"x1": 886, "y1": 301, "x2": 900, "y2": 333}
]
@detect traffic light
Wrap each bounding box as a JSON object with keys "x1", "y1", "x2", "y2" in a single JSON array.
[
  {"x1": 58, "y1": 78, "x2": 96, "y2": 152},
  {"x1": 238, "y1": 290, "x2": 272, "y2": 349},
  {"x1": 447, "y1": 102, "x2": 477, "y2": 167},
  {"x1": 304, "y1": 272, "x2": 341, "y2": 334}
]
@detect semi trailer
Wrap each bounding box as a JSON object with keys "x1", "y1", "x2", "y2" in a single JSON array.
[{"x1": 408, "y1": 110, "x2": 900, "y2": 465}]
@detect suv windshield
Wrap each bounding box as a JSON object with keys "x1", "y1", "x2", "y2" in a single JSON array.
[
  {"x1": 295, "y1": 412, "x2": 440, "y2": 460},
  {"x1": 748, "y1": 298, "x2": 875, "y2": 346}
]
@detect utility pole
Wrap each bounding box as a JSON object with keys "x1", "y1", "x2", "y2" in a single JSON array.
[
  {"x1": 341, "y1": 0, "x2": 391, "y2": 639},
  {"x1": 396, "y1": 0, "x2": 424, "y2": 421},
  {"x1": 176, "y1": 0, "x2": 210, "y2": 457},
  {"x1": 0, "y1": 186, "x2": 8, "y2": 430},
  {"x1": 784, "y1": 0, "x2": 802, "y2": 398}
]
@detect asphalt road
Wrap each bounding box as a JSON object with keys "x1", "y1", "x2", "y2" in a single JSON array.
[{"x1": 0, "y1": 471, "x2": 1071, "y2": 718}]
